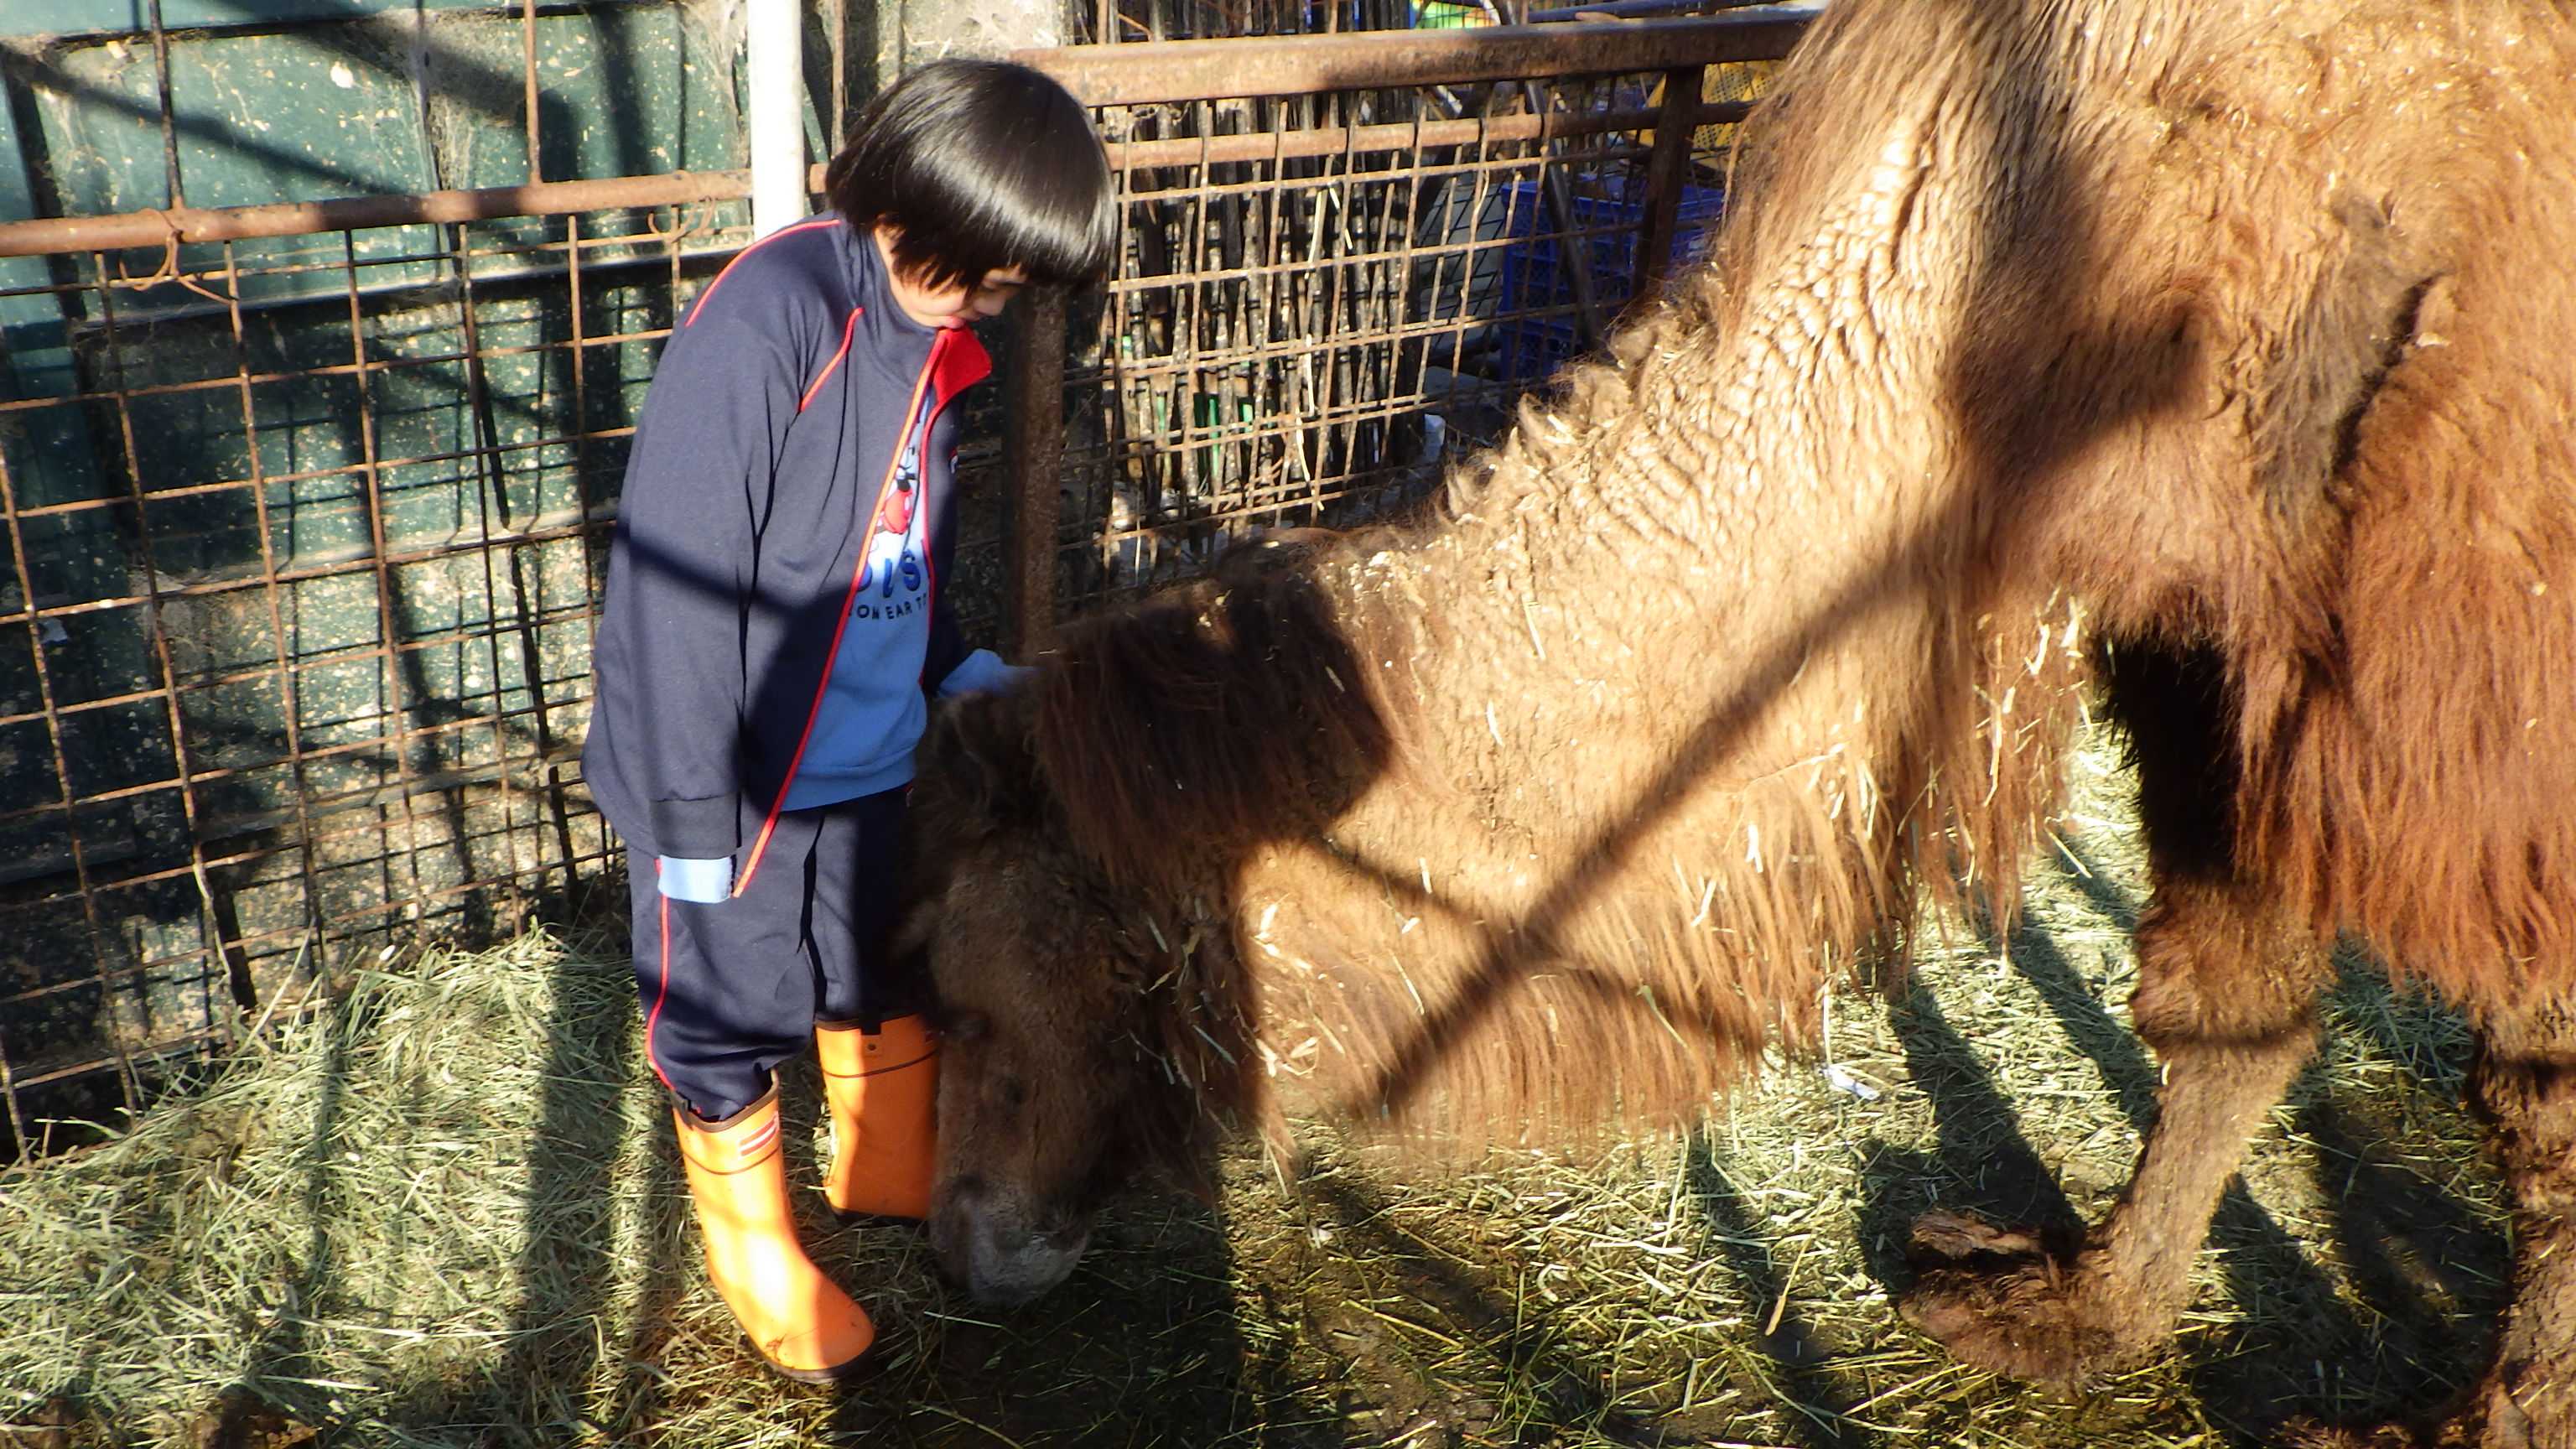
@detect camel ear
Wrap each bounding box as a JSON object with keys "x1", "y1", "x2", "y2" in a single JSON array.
[{"x1": 916, "y1": 687, "x2": 1045, "y2": 835}]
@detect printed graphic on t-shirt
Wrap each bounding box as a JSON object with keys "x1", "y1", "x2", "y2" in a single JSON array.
[{"x1": 856, "y1": 406, "x2": 933, "y2": 606}]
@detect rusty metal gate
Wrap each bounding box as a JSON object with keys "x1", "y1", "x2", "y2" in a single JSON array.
[
  {"x1": 1000, "y1": 13, "x2": 1800, "y2": 646},
  {"x1": 0, "y1": 5, "x2": 1808, "y2": 1159}
]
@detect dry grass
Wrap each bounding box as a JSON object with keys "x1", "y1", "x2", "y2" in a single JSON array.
[{"x1": 0, "y1": 726, "x2": 2507, "y2": 1448}]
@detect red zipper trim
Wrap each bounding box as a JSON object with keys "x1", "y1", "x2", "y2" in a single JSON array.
[
  {"x1": 646, "y1": 870, "x2": 678, "y2": 1093},
  {"x1": 730, "y1": 335, "x2": 946, "y2": 897}
]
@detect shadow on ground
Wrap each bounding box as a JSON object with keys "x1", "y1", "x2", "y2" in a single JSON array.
[{"x1": 1850, "y1": 851, "x2": 2506, "y2": 1446}]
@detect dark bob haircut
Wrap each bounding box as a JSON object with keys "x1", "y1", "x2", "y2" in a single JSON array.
[{"x1": 825, "y1": 59, "x2": 1118, "y2": 291}]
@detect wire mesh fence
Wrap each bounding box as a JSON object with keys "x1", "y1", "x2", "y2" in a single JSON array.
[
  {"x1": 0, "y1": 7, "x2": 1808, "y2": 1161},
  {"x1": 1005, "y1": 14, "x2": 1791, "y2": 632},
  {"x1": 1070, "y1": 0, "x2": 1791, "y2": 43},
  {"x1": 0, "y1": 198, "x2": 773, "y2": 1158}
]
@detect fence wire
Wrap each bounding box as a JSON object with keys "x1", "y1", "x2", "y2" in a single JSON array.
[
  {"x1": 0, "y1": 199, "x2": 785, "y2": 1156},
  {"x1": 1042, "y1": 57, "x2": 1769, "y2": 612},
  {"x1": 0, "y1": 6, "x2": 1798, "y2": 1161}
]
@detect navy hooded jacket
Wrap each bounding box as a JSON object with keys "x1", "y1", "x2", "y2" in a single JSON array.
[{"x1": 583, "y1": 215, "x2": 1004, "y2": 886}]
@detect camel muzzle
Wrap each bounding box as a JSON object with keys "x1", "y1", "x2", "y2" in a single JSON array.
[{"x1": 929, "y1": 1175, "x2": 1092, "y2": 1307}]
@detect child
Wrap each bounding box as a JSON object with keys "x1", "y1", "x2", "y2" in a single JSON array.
[{"x1": 582, "y1": 58, "x2": 1115, "y2": 1383}]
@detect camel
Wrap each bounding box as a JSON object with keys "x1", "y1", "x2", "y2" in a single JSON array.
[{"x1": 901, "y1": 2, "x2": 2576, "y2": 1442}]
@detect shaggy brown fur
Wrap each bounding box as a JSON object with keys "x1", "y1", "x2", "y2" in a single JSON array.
[{"x1": 910, "y1": 0, "x2": 2576, "y2": 1439}]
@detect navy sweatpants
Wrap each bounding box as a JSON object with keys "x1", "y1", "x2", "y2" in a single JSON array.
[{"x1": 630, "y1": 787, "x2": 922, "y2": 1120}]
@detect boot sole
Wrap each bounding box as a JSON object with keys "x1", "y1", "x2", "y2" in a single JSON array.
[
  {"x1": 828, "y1": 1203, "x2": 927, "y2": 1228},
  {"x1": 756, "y1": 1347, "x2": 874, "y2": 1386}
]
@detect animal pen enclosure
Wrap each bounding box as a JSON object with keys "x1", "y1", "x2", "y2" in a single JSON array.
[{"x1": 0, "y1": 3, "x2": 1803, "y2": 1159}]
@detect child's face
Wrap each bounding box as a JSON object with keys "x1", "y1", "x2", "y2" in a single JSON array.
[
  {"x1": 917, "y1": 266, "x2": 1029, "y2": 329},
  {"x1": 875, "y1": 227, "x2": 1029, "y2": 329}
]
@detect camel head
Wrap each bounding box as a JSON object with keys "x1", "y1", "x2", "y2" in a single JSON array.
[{"x1": 903, "y1": 686, "x2": 1240, "y2": 1306}]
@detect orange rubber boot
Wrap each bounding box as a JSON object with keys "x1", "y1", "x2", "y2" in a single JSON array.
[
  {"x1": 815, "y1": 1015, "x2": 938, "y2": 1221},
  {"x1": 672, "y1": 1088, "x2": 875, "y2": 1382}
]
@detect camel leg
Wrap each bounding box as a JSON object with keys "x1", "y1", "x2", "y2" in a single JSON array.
[
  {"x1": 2414, "y1": 1001, "x2": 2576, "y2": 1449},
  {"x1": 1901, "y1": 874, "x2": 2329, "y2": 1385},
  {"x1": 1901, "y1": 641, "x2": 2332, "y2": 1387}
]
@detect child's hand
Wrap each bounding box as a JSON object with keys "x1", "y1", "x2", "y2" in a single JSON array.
[{"x1": 657, "y1": 855, "x2": 735, "y2": 903}]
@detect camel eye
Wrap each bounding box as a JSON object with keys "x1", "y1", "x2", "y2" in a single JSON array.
[
  {"x1": 999, "y1": 1076, "x2": 1030, "y2": 1109},
  {"x1": 943, "y1": 1010, "x2": 992, "y2": 1043}
]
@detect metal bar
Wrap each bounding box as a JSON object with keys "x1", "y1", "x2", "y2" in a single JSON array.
[
  {"x1": 191, "y1": 216, "x2": 701, "y2": 270},
  {"x1": 1012, "y1": 13, "x2": 1810, "y2": 106},
  {"x1": 1633, "y1": 62, "x2": 1706, "y2": 304},
  {"x1": 1503, "y1": 8, "x2": 1609, "y2": 355},
  {"x1": 0, "y1": 601, "x2": 599, "y2": 734},
  {"x1": 344, "y1": 231, "x2": 441, "y2": 952},
  {"x1": 1001, "y1": 287, "x2": 1070, "y2": 657},
  {"x1": 0, "y1": 60, "x2": 1778, "y2": 262},
  {"x1": 10, "y1": 1031, "x2": 227, "y2": 1096},
  {"x1": 1107, "y1": 232, "x2": 1649, "y2": 309},
  {"x1": 0, "y1": 711, "x2": 574, "y2": 837},
  {"x1": 0, "y1": 334, "x2": 650, "y2": 421},
  {"x1": 1443, "y1": 88, "x2": 1509, "y2": 413},
  {"x1": 1249, "y1": 119, "x2": 1294, "y2": 516},
  {"x1": 1097, "y1": 128, "x2": 1145, "y2": 605},
  {"x1": 0, "y1": 408, "x2": 39, "y2": 1150},
  {"x1": 0, "y1": 526, "x2": 607, "y2": 631},
  {"x1": 1096, "y1": 366, "x2": 1508, "y2": 434},
  {"x1": 1528, "y1": 0, "x2": 1791, "y2": 18},
  {"x1": 20, "y1": 0, "x2": 674, "y2": 45},
  {"x1": 1102, "y1": 164, "x2": 1690, "y2": 246},
  {"x1": 189, "y1": 237, "x2": 296, "y2": 1036},
  {"x1": 0, "y1": 171, "x2": 754, "y2": 259},
  {"x1": 147, "y1": 0, "x2": 184, "y2": 209},
  {"x1": 747, "y1": 0, "x2": 808, "y2": 236},
  {"x1": 40, "y1": 262, "x2": 150, "y2": 1126},
  {"x1": 523, "y1": 0, "x2": 544, "y2": 180},
  {"x1": 449, "y1": 214, "x2": 537, "y2": 932},
  {"x1": 0, "y1": 512, "x2": 608, "y2": 626},
  {"x1": 563, "y1": 214, "x2": 604, "y2": 663},
  {"x1": 0, "y1": 255, "x2": 730, "y2": 344},
  {"x1": 828, "y1": 0, "x2": 848, "y2": 158},
  {"x1": 3, "y1": 821, "x2": 621, "y2": 1022}
]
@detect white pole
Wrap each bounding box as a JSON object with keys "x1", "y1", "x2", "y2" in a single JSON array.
[{"x1": 746, "y1": 0, "x2": 807, "y2": 238}]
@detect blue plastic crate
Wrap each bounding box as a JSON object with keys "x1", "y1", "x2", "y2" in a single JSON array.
[
  {"x1": 1491, "y1": 175, "x2": 1724, "y2": 382},
  {"x1": 1411, "y1": 0, "x2": 1492, "y2": 24}
]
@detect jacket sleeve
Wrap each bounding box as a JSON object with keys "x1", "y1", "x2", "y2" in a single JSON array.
[
  {"x1": 922, "y1": 574, "x2": 969, "y2": 697},
  {"x1": 608, "y1": 280, "x2": 813, "y2": 858}
]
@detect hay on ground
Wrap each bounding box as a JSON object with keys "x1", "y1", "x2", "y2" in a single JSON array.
[{"x1": 0, "y1": 727, "x2": 2506, "y2": 1448}]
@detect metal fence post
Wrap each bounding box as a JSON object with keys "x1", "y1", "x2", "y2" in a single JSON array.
[
  {"x1": 1634, "y1": 63, "x2": 1707, "y2": 305},
  {"x1": 1002, "y1": 286, "x2": 1070, "y2": 660}
]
